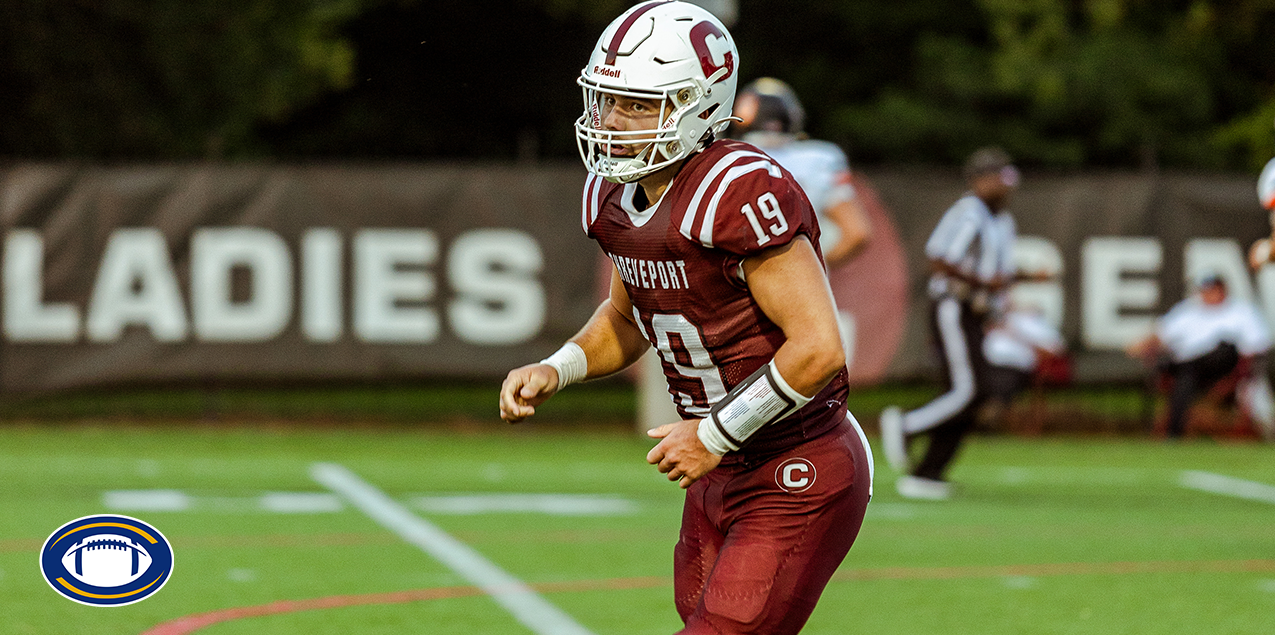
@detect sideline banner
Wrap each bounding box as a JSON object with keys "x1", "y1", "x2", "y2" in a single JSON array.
[
  {"x1": 868, "y1": 169, "x2": 1273, "y2": 383},
  {"x1": 0, "y1": 163, "x2": 598, "y2": 392},
  {"x1": 0, "y1": 162, "x2": 1268, "y2": 392}
]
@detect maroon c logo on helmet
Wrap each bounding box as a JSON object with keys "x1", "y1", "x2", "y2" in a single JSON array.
[{"x1": 689, "y1": 21, "x2": 734, "y2": 83}]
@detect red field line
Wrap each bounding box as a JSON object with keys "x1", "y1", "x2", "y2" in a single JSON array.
[
  {"x1": 830, "y1": 558, "x2": 1275, "y2": 582},
  {"x1": 173, "y1": 532, "x2": 401, "y2": 549},
  {"x1": 139, "y1": 560, "x2": 1275, "y2": 635},
  {"x1": 0, "y1": 538, "x2": 41, "y2": 552},
  {"x1": 1, "y1": 533, "x2": 398, "y2": 554},
  {"x1": 139, "y1": 585, "x2": 491, "y2": 635}
]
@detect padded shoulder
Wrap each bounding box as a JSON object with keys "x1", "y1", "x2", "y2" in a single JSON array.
[
  {"x1": 581, "y1": 173, "x2": 622, "y2": 237},
  {"x1": 670, "y1": 141, "x2": 816, "y2": 256}
]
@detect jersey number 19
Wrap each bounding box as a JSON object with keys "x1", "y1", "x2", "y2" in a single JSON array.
[{"x1": 635, "y1": 311, "x2": 728, "y2": 417}]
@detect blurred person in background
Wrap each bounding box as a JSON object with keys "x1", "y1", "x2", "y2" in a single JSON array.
[
  {"x1": 730, "y1": 77, "x2": 871, "y2": 368},
  {"x1": 980, "y1": 300, "x2": 1068, "y2": 431},
  {"x1": 729, "y1": 77, "x2": 871, "y2": 269},
  {"x1": 499, "y1": 2, "x2": 874, "y2": 633},
  {"x1": 879, "y1": 147, "x2": 1020, "y2": 500},
  {"x1": 1126, "y1": 273, "x2": 1274, "y2": 439},
  {"x1": 1247, "y1": 157, "x2": 1275, "y2": 269}
]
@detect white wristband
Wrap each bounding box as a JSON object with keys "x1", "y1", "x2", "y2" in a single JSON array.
[
  {"x1": 697, "y1": 360, "x2": 811, "y2": 455},
  {"x1": 540, "y1": 342, "x2": 588, "y2": 388}
]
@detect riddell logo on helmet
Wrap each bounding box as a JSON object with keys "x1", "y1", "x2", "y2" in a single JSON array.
[{"x1": 593, "y1": 65, "x2": 622, "y2": 79}]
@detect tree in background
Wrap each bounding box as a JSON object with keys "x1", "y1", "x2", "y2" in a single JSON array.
[
  {"x1": 0, "y1": 0, "x2": 1272, "y2": 170},
  {"x1": 256, "y1": 0, "x2": 609, "y2": 160},
  {"x1": 1208, "y1": 0, "x2": 1275, "y2": 170},
  {"x1": 811, "y1": 0, "x2": 1275, "y2": 170},
  {"x1": 0, "y1": 0, "x2": 363, "y2": 158}
]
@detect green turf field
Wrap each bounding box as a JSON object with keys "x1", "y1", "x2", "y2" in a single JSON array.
[{"x1": 2, "y1": 420, "x2": 1272, "y2": 634}]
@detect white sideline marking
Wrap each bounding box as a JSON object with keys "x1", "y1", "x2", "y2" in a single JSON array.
[
  {"x1": 413, "y1": 493, "x2": 637, "y2": 516},
  {"x1": 101, "y1": 489, "x2": 344, "y2": 513},
  {"x1": 103, "y1": 489, "x2": 191, "y2": 511},
  {"x1": 311, "y1": 462, "x2": 596, "y2": 635},
  {"x1": 1179, "y1": 470, "x2": 1275, "y2": 505},
  {"x1": 259, "y1": 492, "x2": 344, "y2": 513},
  {"x1": 227, "y1": 568, "x2": 257, "y2": 583}
]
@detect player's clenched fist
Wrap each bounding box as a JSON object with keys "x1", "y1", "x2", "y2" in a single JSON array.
[{"x1": 499, "y1": 364, "x2": 560, "y2": 423}]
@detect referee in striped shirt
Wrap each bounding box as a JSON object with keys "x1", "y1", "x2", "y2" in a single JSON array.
[{"x1": 880, "y1": 147, "x2": 1020, "y2": 500}]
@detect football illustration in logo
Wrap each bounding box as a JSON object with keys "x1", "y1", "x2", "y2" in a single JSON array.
[
  {"x1": 40, "y1": 515, "x2": 173, "y2": 606},
  {"x1": 60, "y1": 534, "x2": 153, "y2": 587}
]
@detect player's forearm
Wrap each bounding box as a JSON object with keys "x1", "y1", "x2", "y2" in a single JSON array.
[
  {"x1": 772, "y1": 332, "x2": 845, "y2": 398},
  {"x1": 695, "y1": 328, "x2": 842, "y2": 458},
  {"x1": 567, "y1": 299, "x2": 650, "y2": 381},
  {"x1": 825, "y1": 233, "x2": 864, "y2": 268},
  {"x1": 929, "y1": 259, "x2": 982, "y2": 286},
  {"x1": 824, "y1": 200, "x2": 871, "y2": 267},
  {"x1": 743, "y1": 237, "x2": 846, "y2": 396}
]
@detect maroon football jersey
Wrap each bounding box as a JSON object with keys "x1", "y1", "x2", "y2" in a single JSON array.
[{"x1": 583, "y1": 139, "x2": 850, "y2": 455}]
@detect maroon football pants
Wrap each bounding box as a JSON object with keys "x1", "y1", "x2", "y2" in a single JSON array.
[{"x1": 673, "y1": 416, "x2": 873, "y2": 635}]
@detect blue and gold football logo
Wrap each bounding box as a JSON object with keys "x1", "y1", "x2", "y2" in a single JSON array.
[{"x1": 40, "y1": 515, "x2": 173, "y2": 606}]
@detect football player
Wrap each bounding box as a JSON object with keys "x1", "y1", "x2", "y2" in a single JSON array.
[
  {"x1": 730, "y1": 77, "x2": 871, "y2": 268},
  {"x1": 498, "y1": 2, "x2": 874, "y2": 633}
]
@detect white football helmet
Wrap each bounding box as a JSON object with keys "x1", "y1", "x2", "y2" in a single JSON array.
[
  {"x1": 1259, "y1": 157, "x2": 1275, "y2": 210},
  {"x1": 575, "y1": 1, "x2": 739, "y2": 183}
]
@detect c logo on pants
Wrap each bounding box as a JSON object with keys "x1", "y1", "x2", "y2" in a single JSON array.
[{"x1": 775, "y1": 458, "x2": 816, "y2": 493}]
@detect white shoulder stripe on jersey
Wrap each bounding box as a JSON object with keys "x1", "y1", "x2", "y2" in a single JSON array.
[
  {"x1": 699, "y1": 161, "x2": 782, "y2": 247},
  {"x1": 679, "y1": 150, "x2": 774, "y2": 245},
  {"x1": 581, "y1": 173, "x2": 598, "y2": 234},
  {"x1": 590, "y1": 176, "x2": 605, "y2": 229},
  {"x1": 582, "y1": 173, "x2": 606, "y2": 234},
  {"x1": 592, "y1": 176, "x2": 606, "y2": 223}
]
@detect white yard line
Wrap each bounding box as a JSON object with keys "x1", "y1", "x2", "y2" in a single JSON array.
[
  {"x1": 1179, "y1": 470, "x2": 1275, "y2": 505},
  {"x1": 311, "y1": 462, "x2": 596, "y2": 635},
  {"x1": 412, "y1": 493, "x2": 637, "y2": 516}
]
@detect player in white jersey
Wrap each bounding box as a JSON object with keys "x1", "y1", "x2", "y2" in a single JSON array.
[
  {"x1": 730, "y1": 78, "x2": 871, "y2": 268},
  {"x1": 1247, "y1": 157, "x2": 1275, "y2": 269}
]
